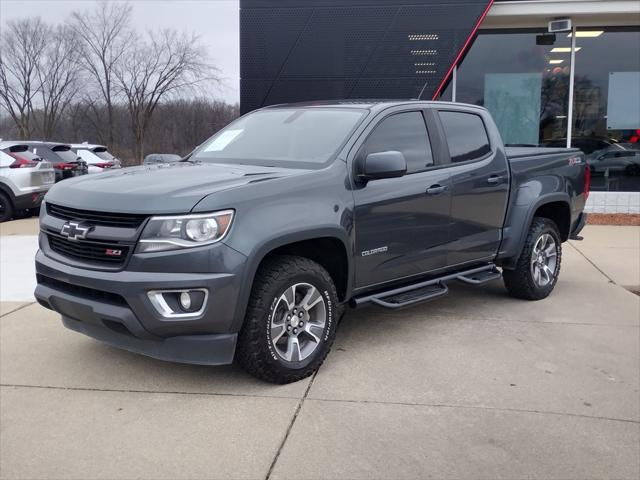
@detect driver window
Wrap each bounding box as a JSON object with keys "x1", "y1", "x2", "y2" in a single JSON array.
[{"x1": 362, "y1": 111, "x2": 434, "y2": 174}]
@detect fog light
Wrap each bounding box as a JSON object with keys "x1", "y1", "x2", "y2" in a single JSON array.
[
  {"x1": 147, "y1": 289, "x2": 208, "y2": 318},
  {"x1": 180, "y1": 292, "x2": 192, "y2": 310}
]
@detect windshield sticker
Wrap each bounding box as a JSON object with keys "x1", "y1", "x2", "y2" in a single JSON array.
[{"x1": 204, "y1": 129, "x2": 243, "y2": 152}]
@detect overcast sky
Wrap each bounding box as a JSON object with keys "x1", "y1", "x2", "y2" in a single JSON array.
[{"x1": 0, "y1": 0, "x2": 240, "y2": 103}]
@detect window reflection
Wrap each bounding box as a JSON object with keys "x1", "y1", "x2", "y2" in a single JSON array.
[
  {"x1": 450, "y1": 27, "x2": 640, "y2": 193},
  {"x1": 572, "y1": 28, "x2": 640, "y2": 192},
  {"x1": 455, "y1": 29, "x2": 571, "y2": 147}
]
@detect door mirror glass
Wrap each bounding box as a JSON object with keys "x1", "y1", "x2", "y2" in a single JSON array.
[{"x1": 361, "y1": 151, "x2": 407, "y2": 180}]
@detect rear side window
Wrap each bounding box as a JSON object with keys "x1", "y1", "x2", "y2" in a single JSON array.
[
  {"x1": 362, "y1": 111, "x2": 434, "y2": 173},
  {"x1": 439, "y1": 111, "x2": 491, "y2": 163}
]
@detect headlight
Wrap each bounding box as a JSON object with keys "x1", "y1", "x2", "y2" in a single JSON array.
[{"x1": 136, "y1": 210, "x2": 234, "y2": 253}]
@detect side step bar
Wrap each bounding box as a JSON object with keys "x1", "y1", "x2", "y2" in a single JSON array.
[
  {"x1": 457, "y1": 268, "x2": 502, "y2": 285},
  {"x1": 353, "y1": 264, "x2": 501, "y2": 310}
]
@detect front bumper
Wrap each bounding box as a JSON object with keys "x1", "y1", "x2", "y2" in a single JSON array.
[{"x1": 34, "y1": 247, "x2": 247, "y2": 365}]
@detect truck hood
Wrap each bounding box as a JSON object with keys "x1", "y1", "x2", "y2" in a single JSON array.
[{"x1": 45, "y1": 161, "x2": 306, "y2": 214}]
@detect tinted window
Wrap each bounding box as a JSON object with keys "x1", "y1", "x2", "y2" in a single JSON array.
[
  {"x1": 51, "y1": 146, "x2": 79, "y2": 163},
  {"x1": 363, "y1": 112, "x2": 433, "y2": 173},
  {"x1": 29, "y1": 146, "x2": 78, "y2": 164},
  {"x1": 439, "y1": 111, "x2": 491, "y2": 163},
  {"x1": 29, "y1": 146, "x2": 59, "y2": 164},
  {"x1": 93, "y1": 149, "x2": 116, "y2": 161}
]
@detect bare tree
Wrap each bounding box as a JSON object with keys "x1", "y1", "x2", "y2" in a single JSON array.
[
  {"x1": 36, "y1": 25, "x2": 81, "y2": 139},
  {"x1": 0, "y1": 18, "x2": 48, "y2": 139},
  {"x1": 115, "y1": 29, "x2": 217, "y2": 162},
  {"x1": 69, "y1": 1, "x2": 132, "y2": 147}
]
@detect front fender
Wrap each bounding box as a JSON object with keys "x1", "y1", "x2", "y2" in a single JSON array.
[{"x1": 226, "y1": 227, "x2": 353, "y2": 332}]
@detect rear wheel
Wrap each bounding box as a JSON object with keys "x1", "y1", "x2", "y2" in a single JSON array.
[
  {"x1": 503, "y1": 217, "x2": 562, "y2": 300},
  {"x1": 236, "y1": 255, "x2": 339, "y2": 384},
  {"x1": 0, "y1": 192, "x2": 14, "y2": 222}
]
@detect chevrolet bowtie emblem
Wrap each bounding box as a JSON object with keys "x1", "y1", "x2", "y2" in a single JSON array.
[{"x1": 60, "y1": 221, "x2": 92, "y2": 241}]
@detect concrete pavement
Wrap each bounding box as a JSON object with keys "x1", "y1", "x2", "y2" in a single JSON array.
[
  {"x1": 1, "y1": 223, "x2": 639, "y2": 479},
  {"x1": 569, "y1": 225, "x2": 640, "y2": 289}
]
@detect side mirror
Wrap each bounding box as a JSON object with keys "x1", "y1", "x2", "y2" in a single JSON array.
[{"x1": 359, "y1": 151, "x2": 407, "y2": 180}]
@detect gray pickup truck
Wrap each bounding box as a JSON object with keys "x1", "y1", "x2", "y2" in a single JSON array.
[{"x1": 34, "y1": 101, "x2": 588, "y2": 383}]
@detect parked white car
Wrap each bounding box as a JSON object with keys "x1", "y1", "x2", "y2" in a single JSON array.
[
  {"x1": 0, "y1": 142, "x2": 55, "y2": 222},
  {"x1": 69, "y1": 143, "x2": 122, "y2": 174}
]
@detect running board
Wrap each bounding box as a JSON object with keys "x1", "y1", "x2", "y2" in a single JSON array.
[
  {"x1": 353, "y1": 264, "x2": 498, "y2": 310},
  {"x1": 457, "y1": 267, "x2": 502, "y2": 285}
]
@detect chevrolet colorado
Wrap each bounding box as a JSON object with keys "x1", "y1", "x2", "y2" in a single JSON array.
[{"x1": 34, "y1": 101, "x2": 588, "y2": 383}]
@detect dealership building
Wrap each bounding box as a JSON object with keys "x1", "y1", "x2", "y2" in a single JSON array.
[{"x1": 240, "y1": 0, "x2": 640, "y2": 212}]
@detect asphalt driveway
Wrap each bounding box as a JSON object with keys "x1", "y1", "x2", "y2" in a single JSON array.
[{"x1": 1, "y1": 220, "x2": 639, "y2": 479}]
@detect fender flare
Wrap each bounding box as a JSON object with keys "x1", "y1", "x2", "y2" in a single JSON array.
[
  {"x1": 501, "y1": 192, "x2": 571, "y2": 269},
  {"x1": 229, "y1": 227, "x2": 353, "y2": 331}
]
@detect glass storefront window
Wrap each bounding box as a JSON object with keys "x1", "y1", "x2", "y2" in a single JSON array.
[
  {"x1": 571, "y1": 27, "x2": 640, "y2": 192},
  {"x1": 447, "y1": 26, "x2": 640, "y2": 192},
  {"x1": 454, "y1": 29, "x2": 572, "y2": 147}
]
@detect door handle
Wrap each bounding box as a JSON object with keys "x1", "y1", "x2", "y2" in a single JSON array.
[
  {"x1": 487, "y1": 175, "x2": 503, "y2": 185},
  {"x1": 426, "y1": 184, "x2": 448, "y2": 195}
]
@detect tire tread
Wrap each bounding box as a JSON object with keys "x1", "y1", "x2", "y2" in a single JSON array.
[
  {"x1": 503, "y1": 217, "x2": 562, "y2": 300},
  {"x1": 236, "y1": 255, "x2": 338, "y2": 384}
]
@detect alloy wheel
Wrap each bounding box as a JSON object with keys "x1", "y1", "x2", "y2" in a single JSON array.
[
  {"x1": 530, "y1": 233, "x2": 557, "y2": 287},
  {"x1": 270, "y1": 283, "x2": 326, "y2": 362}
]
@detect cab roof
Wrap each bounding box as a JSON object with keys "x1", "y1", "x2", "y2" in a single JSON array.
[{"x1": 263, "y1": 99, "x2": 487, "y2": 114}]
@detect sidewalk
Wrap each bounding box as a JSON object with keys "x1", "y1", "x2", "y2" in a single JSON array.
[{"x1": 570, "y1": 225, "x2": 640, "y2": 289}]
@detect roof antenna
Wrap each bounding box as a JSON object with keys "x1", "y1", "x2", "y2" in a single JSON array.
[{"x1": 417, "y1": 81, "x2": 430, "y2": 101}]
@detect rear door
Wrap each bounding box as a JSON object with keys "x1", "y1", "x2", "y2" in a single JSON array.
[
  {"x1": 435, "y1": 108, "x2": 510, "y2": 266},
  {"x1": 352, "y1": 108, "x2": 451, "y2": 288}
]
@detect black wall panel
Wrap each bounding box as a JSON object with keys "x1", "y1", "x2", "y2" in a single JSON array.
[{"x1": 240, "y1": 0, "x2": 493, "y2": 113}]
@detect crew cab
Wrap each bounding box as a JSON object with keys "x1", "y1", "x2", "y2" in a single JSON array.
[{"x1": 34, "y1": 101, "x2": 588, "y2": 383}]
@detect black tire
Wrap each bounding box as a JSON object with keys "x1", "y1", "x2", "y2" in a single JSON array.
[
  {"x1": 0, "y1": 191, "x2": 14, "y2": 222},
  {"x1": 503, "y1": 217, "x2": 562, "y2": 300},
  {"x1": 236, "y1": 255, "x2": 340, "y2": 384}
]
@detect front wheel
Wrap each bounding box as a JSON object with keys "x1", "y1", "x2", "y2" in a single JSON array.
[
  {"x1": 236, "y1": 255, "x2": 339, "y2": 384},
  {"x1": 503, "y1": 217, "x2": 562, "y2": 300}
]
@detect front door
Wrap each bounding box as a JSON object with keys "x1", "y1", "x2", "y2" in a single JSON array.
[{"x1": 353, "y1": 110, "x2": 451, "y2": 288}]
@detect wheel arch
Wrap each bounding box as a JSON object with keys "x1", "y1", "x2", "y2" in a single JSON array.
[
  {"x1": 499, "y1": 193, "x2": 571, "y2": 270},
  {"x1": 230, "y1": 229, "x2": 353, "y2": 332},
  {"x1": 0, "y1": 182, "x2": 16, "y2": 203}
]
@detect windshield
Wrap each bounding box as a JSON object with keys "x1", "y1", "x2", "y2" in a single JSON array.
[{"x1": 192, "y1": 108, "x2": 367, "y2": 167}]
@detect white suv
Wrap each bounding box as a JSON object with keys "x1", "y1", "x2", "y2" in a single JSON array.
[
  {"x1": 0, "y1": 142, "x2": 55, "y2": 222},
  {"x1": 69, "y1": 143, "x2": 122, "y2": 174}
]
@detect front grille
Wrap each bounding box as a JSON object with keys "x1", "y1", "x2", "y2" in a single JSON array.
[
  {"x1": 47, "y1": 203, "x2": 147, "y2": 229},
  {"x1": 37, "y1": 274, "x2": 127, "y2": 306},
  {"x1": 47, "y1": 233, "x2": 130, "y2": 267}
]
